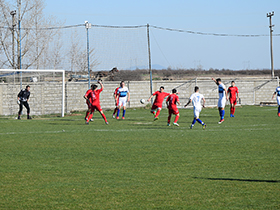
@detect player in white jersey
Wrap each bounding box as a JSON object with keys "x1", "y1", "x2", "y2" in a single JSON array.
[
  {"x1": 272, "y1": 85, "x2": 280, "y2": 117},
  {"x1": 212, "y1": 78, "x2": 228, "y2": 124},
  {"x1": 116, "y1": 81, "x2": 130, "y2": 119},
  {"x1": 185, "y1": 86, "x2": 206, "y2": 129}
]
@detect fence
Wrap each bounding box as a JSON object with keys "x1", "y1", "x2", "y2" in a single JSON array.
[
  {"x1": 0, "y1": 77, "x2": 278, "y2": 116},
  {"x1": 1, "y1": 21, "x2": 280, "y2": 72}
]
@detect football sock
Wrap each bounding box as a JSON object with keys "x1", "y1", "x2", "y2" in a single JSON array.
[
  {"x1": 219, "y1": 109, "x2": 225, "y2": 119},
  {"x1": 233, "y1": 107, "x2": 236, "y2": 115},
  {"x1": 155, "y1": 110, "x2": 161, "y2": 118},
  {"x1": 87, "y1": 114, "x2": 93, "y2": 122},
  {"x1": 85, "y1": 111, "x2": 90, "y2": 119},
  {"x1": 230, "y1": 107, "x2": 233, "y2": 115},
  {"x1": 221, "y1": 110, "x2": 225, "y2": 119},
  {"x1": 168, "y1": 115, "x2": 171, "y2": 123},
  {"x1": 101, "y1": 113, "x2": 107, "y2": 122},
  {"x1": 117, "y1": 109, "x2": 120, "y2": 117},
  {"x1": 123, "y1": 110, "x2": 126, "y2": 117},
  {"x1": 174, "y1": 115, "x2": 179, "y2": 123},
  {"x1": 196, "y1": 118, "x2": 203, "y2": 124},
  {"x1": 113, "y1": 107, "x2": 118, "y2": 115},
  {"x1": 278, "y1": 106, "x2": 280, "y2": 113},
  {"x1": 192, "y1": 118, "x2": 196, "y2": 125}
]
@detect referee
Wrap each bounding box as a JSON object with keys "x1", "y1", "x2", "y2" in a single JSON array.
[{"x1": 17, "y1": 85, "x2": 32, "y2": 120}]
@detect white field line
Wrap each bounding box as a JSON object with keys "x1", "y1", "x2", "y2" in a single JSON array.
[{"x1": 0, "y1": 126, "x2": 277, "y2": 135}]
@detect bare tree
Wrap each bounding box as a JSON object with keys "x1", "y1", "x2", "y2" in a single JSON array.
[
  {"x1": 0, "y1": 0, "x2": 13, "y2": 68},
  {"x1": 0, "y1": 0, "x2": 61, "y2": 69},
  {"x1": 68, "y1": 29, "x2": 99, "y2": 74},
  {"x1": 50, "y1": 33, "x2": 63, "y2": 70},
  {"x1": 42, "y1": 31, "x2": 63, "y2": 70},
  {"x1": 68, "y1": 30, "x2": 80, "y2": 73}
]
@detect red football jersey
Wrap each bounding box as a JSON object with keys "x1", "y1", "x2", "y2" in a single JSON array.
[
  {"x1": 114, "y1": 87, "x2": 120, "y2": 99},
  {"x1": 90, "y1": 89, "x2": 103, "y2": 105},
  {"x1": 228, "y1": 86, "x2": 239, "y2": 99},
  {"x1": 153, "y1": 91, "x2": 170, "y2": 107},
  {"x1": 166, "y1": 94, "x2": 179, "y2": 110},
  {"x1": 84, "y1": 89, "x2": 93, "y2": 103}
]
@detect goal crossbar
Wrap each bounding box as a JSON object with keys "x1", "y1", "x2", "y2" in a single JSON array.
[{"x1": 0, "y1": 69, "x2": 65, "y2": 117}]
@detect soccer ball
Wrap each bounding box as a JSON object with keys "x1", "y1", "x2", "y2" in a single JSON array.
[{"x1": 140, "y1": 99, "x2": 145, "y2": 104}]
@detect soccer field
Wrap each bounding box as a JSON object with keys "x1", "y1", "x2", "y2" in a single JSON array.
[{"x1": 0, "y1": 106, "x2": 279, "y2": 209}]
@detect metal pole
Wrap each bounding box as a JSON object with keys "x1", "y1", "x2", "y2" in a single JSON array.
[
  {"x1": 85, "y1": 21, "x2": 91, "y2": 89},
  {"x1": 147, "y1": 24, "x2": 153, "y2": 102},
  {"x1": 18, "y1": 0, "x2": 22, "y2": 89},
  {"x1": 267, "y1": 11, "x2": 274, "y2": 78},
  {"x1": 62, "y1": 70, "x2": 65, "y2": 117},
  {"x1": 10, "y1": 11, "x2": 16, "y2": 69}
]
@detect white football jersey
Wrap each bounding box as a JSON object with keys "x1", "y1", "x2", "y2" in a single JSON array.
[
  {"x1": 276, "y1": 86, "x2": 280, "y2": 105},
  {"x1": 117, "y1": 87, "x2": 129, "y2": 98},
  {"x1": 190, "y1": 92, "x2": 204, "y2": 109},
  {"x1": 218, "y1": 83, "x2": 226, "y2": 99},
  {"x1": 276, "y1": 86, "x2": 280, "y2": 97}
]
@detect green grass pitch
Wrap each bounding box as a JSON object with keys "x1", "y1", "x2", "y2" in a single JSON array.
[{"x1": 0, "y1": 105, "x2": 279, "y2": 209}]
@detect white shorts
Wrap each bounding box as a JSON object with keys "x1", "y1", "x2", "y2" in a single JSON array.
[
  {"x1": 118, "y1": 97, "x2": 127, "y2": 107},
  {"x1": 218, "y1": 98, "x2": 226, "y2": 108},
  {"x1": 277, "y1": 96, "x2": 280, "y2": 106},
  {"x1": 193, "y1": 107, "x2": 201, "y2": 118}
]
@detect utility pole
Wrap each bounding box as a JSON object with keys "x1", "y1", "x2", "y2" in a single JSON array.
[
  {"x1": 18, "y1": 0, "x2": 22, "y2": 89},
  {"x1": 10, "y1": 10, "x2": 16, "y2": 69},
  {"x1": 147, "y1": 23, "x2": 153, "y2": 103},
  {"x1": 85, "y1": 21, "x2": 91, "y2": 89},
  {"x1": 267, "y1": 11, "x2": 274, "y2": 78}
]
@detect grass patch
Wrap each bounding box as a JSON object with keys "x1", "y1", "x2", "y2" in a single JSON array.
[{"x1": 0, "y1": 106, "x2": 279, "y2": 209}]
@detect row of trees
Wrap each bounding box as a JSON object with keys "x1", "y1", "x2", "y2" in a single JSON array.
[
  {"x1": 0, "y1": 0, "x2": 97, "y2": 72},
  {"x1": 103, "y1": 69, "x2": 280, "y2": 81}
]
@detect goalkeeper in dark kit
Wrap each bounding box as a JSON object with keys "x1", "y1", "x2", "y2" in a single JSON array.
[{"x1": 17, "y1": 85, "x2": 32, "y2": 120}]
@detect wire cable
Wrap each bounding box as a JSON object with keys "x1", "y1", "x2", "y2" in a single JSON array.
[{"x1": 0, "y1": 23, "x2": 279, "y2": 37}]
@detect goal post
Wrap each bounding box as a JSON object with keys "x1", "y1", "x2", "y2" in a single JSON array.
[{"x1": 0, "y1": 69, "x2": 65, "y2": 117}]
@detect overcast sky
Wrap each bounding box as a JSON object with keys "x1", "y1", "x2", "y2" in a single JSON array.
[{"x1": 44, "y1": 0, "x2": 280, "y2": 70}]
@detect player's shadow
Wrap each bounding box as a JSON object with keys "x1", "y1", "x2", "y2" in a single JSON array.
[{"x1": 193, "y1": 177, "x2": 280, "y2": 183}]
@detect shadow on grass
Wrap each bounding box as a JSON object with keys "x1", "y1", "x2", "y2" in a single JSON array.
[{"x1": 193, "y1": 177, "x2": 280, "y2": 183}]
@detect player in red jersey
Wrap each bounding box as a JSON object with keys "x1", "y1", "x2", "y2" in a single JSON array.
[
  {"x1": 84, "y1": 84, "x2": 95, "y2": 121},
  {"x1": 227, "y1": 81, "x2": 239, "y2": 117},
  {"x1": 84, "y1": 80, "x2": 108, "y2": 125},
  {"x1": 166, "y1": 88, "x2": 181, "y2": 126},
  {"x1": 147, "y1": 86, "x2": 170, "y2": 121},
  {"x1": 112, "y1": 85, "x2": 120, "y2": 118}
]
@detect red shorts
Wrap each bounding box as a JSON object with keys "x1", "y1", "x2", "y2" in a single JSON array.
[
  {"x1": 90, "y1": 104, "x2": 102, "y2": 112},
  {"x1": 169, "y1": 108, "x2": 179, "y2": 115},
  {"x1": 151, "y1": 104, "x2": 162, "y2": 110},
  {"x1": 229, "y1": 98, "x2": 237, "y2": 105}
]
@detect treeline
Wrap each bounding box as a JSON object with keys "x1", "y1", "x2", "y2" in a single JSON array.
[{"x1": 106, "y1": 69, "x2": 280, "y2": 81}]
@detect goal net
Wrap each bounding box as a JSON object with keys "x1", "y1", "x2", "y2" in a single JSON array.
[{"x1": 0, "y1": 69, "x2": 65, "y2": 117}]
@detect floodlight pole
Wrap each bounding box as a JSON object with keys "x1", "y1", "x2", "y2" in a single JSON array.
[
  {"x1": 18, "y1": 0, "x2": 22, "y2": 89},
  {"x1": 267, "y1": 11, "x2": 274, "y2": 78},
  {"x1": 85, "y1": 21, "x2": 91, "y2": 89},
  {"x1": 147, "y1": 23, "x2": 153, "y2": 103},
  {"x1": 10, "y1": 10, "x2": 16, "y2": 69}
]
